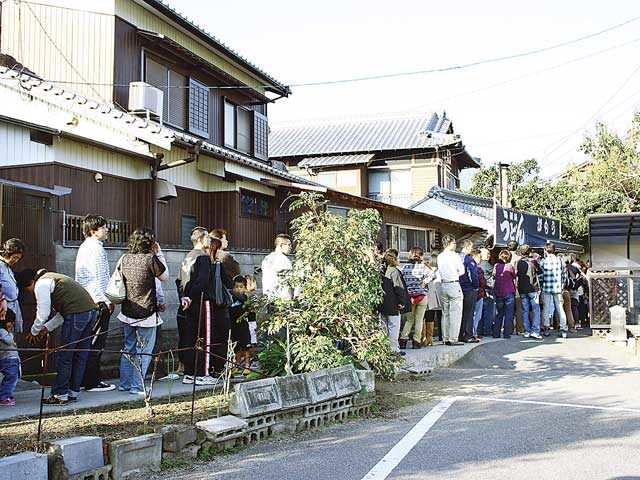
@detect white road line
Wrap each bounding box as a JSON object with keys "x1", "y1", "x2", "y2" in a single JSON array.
[
  {"x1": 463, "y1": 396, "x2": 640, "y2": 413},
  {"x1": 360, "y1": 397, "x2": 458, "y2": 480}
]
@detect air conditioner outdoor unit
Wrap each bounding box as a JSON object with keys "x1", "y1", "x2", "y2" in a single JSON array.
[{"x1": 128, "y1": 82, "x2": 163, "y2": 120}]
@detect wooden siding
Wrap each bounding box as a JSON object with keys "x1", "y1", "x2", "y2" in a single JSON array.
[
  {"x1": 113, "y1": 16, "x2": 142, "y2": 110},
  {"x1": 1, "y1": 0, "x2": 115, "y2": 102},
  {"x1": 0, "y1": 163, "x2": 153, "y2": 242},
  {"x1": 0, "y1": 122, "x2": 56, "y2": 166},
  {"x1": 114, "y1": 0, "x2": 266, "y2": 95},
  {"x1": 411, "y1": 165, "x2": 439, "y2": 202}
]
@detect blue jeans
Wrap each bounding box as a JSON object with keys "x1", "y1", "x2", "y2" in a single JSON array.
[
  {"x1": 541, "y1": 292, "x2": 567, "y2": 331},
  {"x1": 472, "y1": 298, "x2": 484, "y2": 336},
  {"x1": 51, "y1": 310, "x2": 96, "y2": 398},
  {"x1": 521, "y1": 291, "x2": 541, "y2": 334},
  {"x1": 494, "y1": 294, "x2": 515, "y2": 338},
  {"x1": 120, "y1": 324, "x2": 157, "y2": 393},
  {"x1": 481, "y1": 288, "x2": 495, "y2": 335},
  {"x1": 0, "y1": 357, "x2": 20, "y2": 401}
]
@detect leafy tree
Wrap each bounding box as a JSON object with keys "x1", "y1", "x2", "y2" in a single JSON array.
[
  {"x1": 252, "y1": 192, "x2": 401, "y2": 379},
  {"x1": 465, "y1": 114, "x2": 640, "y2": 245}
]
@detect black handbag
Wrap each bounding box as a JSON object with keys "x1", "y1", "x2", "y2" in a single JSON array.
[{"x1": 214, "y1": 262, "x2": 233, "y2": 307}]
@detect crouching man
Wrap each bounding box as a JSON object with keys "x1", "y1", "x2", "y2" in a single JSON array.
[{"x1": 21, "y1": 269, "x2": 98, "y2": 405}]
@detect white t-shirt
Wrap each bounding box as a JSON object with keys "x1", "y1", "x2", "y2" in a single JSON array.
[{"x1": 261, "y1": 251, "x2": 293, "y2": 299}]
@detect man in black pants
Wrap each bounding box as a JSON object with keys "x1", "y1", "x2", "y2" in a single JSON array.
[
  {"x1": 458, "y1": 240, "x2": 479, "y2": 343},
  {"x1": 75, "y1": 215, "x2": 116, "y2": 392},
  {"x1": 177, "y1": 227, "x2": 217, "y2": 386}
]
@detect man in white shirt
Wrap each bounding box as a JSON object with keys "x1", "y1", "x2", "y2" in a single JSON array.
[
  {"x1": 261, "y1": 234, "x2": 294, "y2": 300},
  {"x1": 437, "y1": 234, "x2": 465, "y2": 346},
  {"x1": 75, "y1": 215, "x2": 116, "y2": 392}
]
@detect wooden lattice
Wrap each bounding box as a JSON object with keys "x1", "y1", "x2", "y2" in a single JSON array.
[{"x1": 589, "y1": 276, "x2": 630, "y2": 327}]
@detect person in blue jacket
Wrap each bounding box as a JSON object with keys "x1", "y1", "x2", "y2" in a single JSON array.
[{"x1": 458, "y1": 239, "x2": 479, "y2": 343}]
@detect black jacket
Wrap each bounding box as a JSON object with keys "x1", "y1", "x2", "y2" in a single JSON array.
[{"x1": 378, "y1": 266, "x2": 410, "y2": 316}]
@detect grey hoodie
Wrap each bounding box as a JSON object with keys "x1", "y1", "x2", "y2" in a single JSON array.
[{"x1": 0, "y1": 328, "x2": 19, "y2": 361}]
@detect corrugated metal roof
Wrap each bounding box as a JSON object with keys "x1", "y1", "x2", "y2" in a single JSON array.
[
  {"x1": 299, "y1": 153, "x2": 374, "y2": 168},
  {"x1": 269, "y1": 113, "x2": 460, "y2": 158}
]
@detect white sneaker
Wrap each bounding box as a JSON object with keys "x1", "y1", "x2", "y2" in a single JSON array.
[
  {"x1": 523, "y1": 332, "x2": 531, "y2": 338},
  {"x1": 195, "y1": 375, "x2": 221, "y2": 386},
  {"x1": 531, "y1": 332, "x2": 542, "y2": 339},
  {"x1": 182, "y1": 375, "x2": 195, "y2": 384}
]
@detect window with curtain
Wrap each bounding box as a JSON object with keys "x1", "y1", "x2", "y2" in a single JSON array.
[{"x1": 224, "y1": 100, "x2": 253, "y2": 154}]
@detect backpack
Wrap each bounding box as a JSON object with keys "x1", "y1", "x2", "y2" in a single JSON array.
[
  {"x1": 522, "y1": 258, "x2": 540, "y2": 291},
  {"x1": 567, "y1": 265, "x2": 583, "y2": 290}
]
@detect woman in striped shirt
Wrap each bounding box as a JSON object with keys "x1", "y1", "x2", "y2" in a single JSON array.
[{"x1": 400, "y1": 247, "x2": 435, "y2": 349}]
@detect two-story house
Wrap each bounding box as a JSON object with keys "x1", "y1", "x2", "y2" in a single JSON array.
[
  {"x1": 0, "y1": 0, "x2": 304, "y2": 254},
  {"x1": 269, "y1": 112, "x2": 480, "y2": 208}
]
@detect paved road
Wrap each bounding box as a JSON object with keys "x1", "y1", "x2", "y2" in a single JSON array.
[{"x1": 149, "y1": 333, "x2": 640, "y2": 480}]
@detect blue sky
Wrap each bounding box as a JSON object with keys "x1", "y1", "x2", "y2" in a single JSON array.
[{"x1": 167, "y1": 1, "x2": 640, "y2": 178}]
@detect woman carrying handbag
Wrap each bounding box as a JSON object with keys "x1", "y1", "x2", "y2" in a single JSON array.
[
  {"x1": 116, "y1": 228, "x2": 168, "y2": 395},
  {"x1": 203, "y1": 237, "x2": 234, "y2": 380}
]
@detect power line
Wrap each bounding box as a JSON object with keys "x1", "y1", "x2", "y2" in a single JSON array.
[
  {"x1": 539, "y1": 61, "x2": 640, "y2": 165},
  {"x1": 289, "y1": 14, "x2": 640, "y2": 87},
  {"x1": 403, "y1": 35, "x2": 640, "y2": 114},
  {"x1": 21, "y1": 1, "x2": 108, "y2": 104}
]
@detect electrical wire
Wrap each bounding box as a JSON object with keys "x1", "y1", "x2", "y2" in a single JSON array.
[
  {"x1": 21, "y1": 1, "x2": 108, "y2": 104},
  {"x1": 403, "y1": 35, "x2": 640, "y2": 115},
  {"x1": 538, "y1": 61, "x2": 640, "y2": 165},
  {"x1": 288, "y1": 14, "x2": 640, "y2": 87}
]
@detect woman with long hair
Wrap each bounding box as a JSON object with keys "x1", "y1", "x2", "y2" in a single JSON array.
[
  {"x1": 379, "y1": 250, "x2": 409, "y2": 354},
  {"x1": 493, "y1": 249, "x2": 516, "y2": 339},
  {"x1": 118, "y1": 228, "x2": 168, "y2": 395},
  {"x1": 204, "y1": 237, "x2": 234, "y2": 378},
  {"x1": 0, "y1": 239, "x2": 26, "y2": 332}
]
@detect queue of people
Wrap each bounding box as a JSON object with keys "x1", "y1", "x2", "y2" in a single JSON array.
[
  {"x1": 0, "y1": 216, "x2": 270, "y2": 407},
  {"x1": 0, "y1": 218, "x2": 592, "y2": 406},
  {"x1": 376, "y1": 237, "x2": 590, "y2": 352}
]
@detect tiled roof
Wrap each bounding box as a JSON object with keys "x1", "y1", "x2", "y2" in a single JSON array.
[
  {"x1": 144, "y1": 0, "x2": 288, "y2": 94},
  {"x1": 173, "y1": 132, "x2": 320, "y2": 186},
  {"x1": 269, "y1": 112, "x2": 460, "y2": 158},
  {"x1": 0, "y1": 66, "x2": 175, "y2": 149},
  {"x1": 0, "y1": 67, "x2": 316, "y2": 186},
  {"x1": 420, "y1": 186, "x2": 495, "y2": 222},
  {"x1": 299, "y1": 153, "x2": 375, "y2": 168}
]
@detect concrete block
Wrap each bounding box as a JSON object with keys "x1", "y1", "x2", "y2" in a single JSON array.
[
  {"x1": 303, "y1": 400, "x2": 331, "y2": 417},
  {"x1": 0, "y1": 452, "x2": 48, "y2": 480},
  {"x1": 46, "y1": 436, "x2": 104, "y2": 476},
  {"x1": 274, "y1": 373, "x2": 312, "y2": 409},
  {"x1": 330, "y1": 396, "x2": 353, "y2": 411},
  {"x1": 66, "y1": 465, "x2": 111, "y2": 480},
  {"x1": 306, "y1": 369, "x2": 337, "y2": 403},
  {"x1": 196, "y1": 415, "x2": 248, "y2": 443},
  {"x1": 331, "y1": 365, "x2": 361, "y2": 396},
  {"x1": 356, "y1": 369, "x2": 375, "y2": 393},
  {"x1": 109, "y1": 433, "x2": 162, "y2": 480},
  {"x1": 245, "y1": 413, "x2": 277, "y2": 432},
  {"x1": 229, "y1": 378, "x2": 282, "y2": 417},
  {"x1": 158, "y1": 425, "x2": 197, "y2": 453}
]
